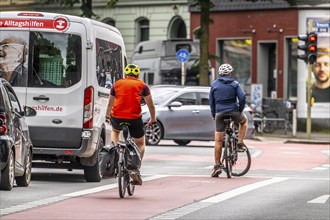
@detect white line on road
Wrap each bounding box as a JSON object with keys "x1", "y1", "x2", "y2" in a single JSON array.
[
  {"x1": 201, "y1": 177, "x2": 288, "y2": 203},
  {"x1": 307, "y1": 195, "x2": 330, "y2": 204}
]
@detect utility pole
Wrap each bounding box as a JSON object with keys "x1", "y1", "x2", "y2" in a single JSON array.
[
  {"x1": 298, "y1": 20, "x2": 317, "y2": 139},
  {"x1": 306, "y1": 20, "x2": 314, "y2": 139}
]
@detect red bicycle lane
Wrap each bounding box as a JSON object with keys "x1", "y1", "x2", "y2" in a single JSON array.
[
  {"x1": 2, "y1": 176, "x2": 264, "y2": 220},
  {"x1": 2, "y1": 140, "x2": 328, "y2": 220}
]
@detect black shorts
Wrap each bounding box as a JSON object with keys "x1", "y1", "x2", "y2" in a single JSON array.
[
  {"x1": 215, "y1": 111, "x2": 245, "y2": 132},
  {"x1": 110, "y1": 116, "x2": 145, "y2": 138}
]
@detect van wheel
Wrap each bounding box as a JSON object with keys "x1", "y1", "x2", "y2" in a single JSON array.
[
  {"x1": 84, "y1": 138, "x2": 103, "y2": 182},
  {"x1": 0, "y1": 149, "x2": 15, "y2": 191},
  {"x1": 16, "y1": 148, "x2": 32, "y2": 187}
]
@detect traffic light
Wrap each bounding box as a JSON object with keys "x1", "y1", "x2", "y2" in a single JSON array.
[
  {"x1": 307, "y1": 33, "x2": 317, "y2": 64},
  {"x1": 297, "y1": 33, "x2": 317, "y2": 64}
]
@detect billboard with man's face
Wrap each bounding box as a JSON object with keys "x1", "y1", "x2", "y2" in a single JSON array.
[{"x1": 307, "y1": 17, "x2": 330, "y2": 103}]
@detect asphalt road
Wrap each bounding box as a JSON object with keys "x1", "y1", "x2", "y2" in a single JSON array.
[{"x1": 0, "y1": 139, "x2": 329, "y2": 220}]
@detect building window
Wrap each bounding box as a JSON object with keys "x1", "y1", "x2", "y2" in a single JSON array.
[
  {"x1": 219, "y1": 39, "x2": 252, "y2": 89},
  {"x1": 287, "y1": 38, "x2": 298, "y2": 99},
  {"x1": 168, "y1": 16, "x2": 187, "y2": 39},
  {"x1": 137, "y1": 18, "x2": 149, "y2": 43}
]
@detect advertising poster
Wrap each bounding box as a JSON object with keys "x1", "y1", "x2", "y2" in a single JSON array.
[
  {"x1": 307, "y1": 17, "x2": 330, "y2": 103},
  {"x1": 0, "y1": 31, "x2": 29, "y2": 87}
]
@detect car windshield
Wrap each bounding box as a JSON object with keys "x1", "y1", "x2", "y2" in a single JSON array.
[{"x1": 150, "y1": 88, "x2": 179, "y2": 105}]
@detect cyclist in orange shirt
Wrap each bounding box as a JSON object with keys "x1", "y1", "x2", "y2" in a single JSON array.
[{"x1": 106, "y1": 64, "x2": 156, "y2": 185}]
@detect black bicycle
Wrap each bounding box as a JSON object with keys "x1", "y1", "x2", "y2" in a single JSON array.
[
  {"x1": 221, "y1": 116, "x2": 251, "y2": 178},
  {"x1": 116, "y1": 122, "x2": 137, "y2": 198}
]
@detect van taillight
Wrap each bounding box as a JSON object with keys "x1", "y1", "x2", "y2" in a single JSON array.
[
  {"x1": 83, "y1": 86, "x2": 94, "y2": 129},
  {"x1": 0, "y1": 114, "x2": 7, "y2": 135}
]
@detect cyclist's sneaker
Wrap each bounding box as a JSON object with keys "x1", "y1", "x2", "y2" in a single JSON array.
[
  {"x1": 237, "y1": 142, "x2": 247, "y2": 152},
  {"x1": 129, "y1": 170, "x2": 142, "y2": 185},
  {"x1": 211, "y1": 164, "x2": 222, "y2": 177}
]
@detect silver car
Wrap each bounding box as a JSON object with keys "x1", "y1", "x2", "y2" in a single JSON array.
[{"x1": 142, "y1": 85, "x2": 254, "y2": 146}]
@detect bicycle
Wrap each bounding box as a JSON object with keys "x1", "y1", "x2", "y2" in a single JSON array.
[
  {"x1": 116, "y1": 122, "x2": 140, "y2": 198},
  {"x1": 221, "y1": 116, "x2": 251, "y2": 178}
]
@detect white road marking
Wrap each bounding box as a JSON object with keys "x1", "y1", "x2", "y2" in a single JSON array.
[
  {"x1": 201, "y1": 177, "x2": 287, "y2": 203},
  {"x1": 307, "y1": 195, "x2": 330, "y2": 204},
  {"x1": 311, "y1": 164, "x2": 330, "y2": 171},
  {"x1": 150, "y1": 177, "x2": 287, "y2": 220}
]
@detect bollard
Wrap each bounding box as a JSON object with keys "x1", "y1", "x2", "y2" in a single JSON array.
[{"x1": 292, "y1": 109, "x2": 297, "y2": 137}]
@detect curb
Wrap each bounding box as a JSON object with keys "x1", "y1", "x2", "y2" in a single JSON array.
[{"x1": 284, "y1": 139, "x2": 330, "y2": 145}]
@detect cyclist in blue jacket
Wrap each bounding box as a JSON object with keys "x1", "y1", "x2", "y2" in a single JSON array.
[{"x1": 209, "y1": 63, "x2": 248, "y2": 177}]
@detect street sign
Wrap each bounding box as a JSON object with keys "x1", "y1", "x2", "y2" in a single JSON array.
[{"x1": 176, "y1": 49, "x2": 190, "y2": 62}]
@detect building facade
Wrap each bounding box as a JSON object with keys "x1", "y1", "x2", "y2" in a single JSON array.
[
  {"x1": 0, "y1": 0, "x2": 191, "y2": 62},
  {"x1": 190, "y1": 0, "x2": 329, "y2": 130}
]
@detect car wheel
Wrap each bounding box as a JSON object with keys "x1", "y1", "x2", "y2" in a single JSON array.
[
  {"x1": 84, "y1": 137, "x2": 103, "y2": 182},
  {"x1": 173, "y1": 140, "x2": 191, "y2": 146},
  {"x1": 0, "y1": 149, "x2": 15, "y2": 190},
  {"x1": 145, "y1": 121, "x2": 163, "y2": 145},
  {"x1": 16, "y1": 148, "x2": 32, "y2": 187}
]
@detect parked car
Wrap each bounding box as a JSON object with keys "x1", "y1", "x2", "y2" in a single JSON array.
[
  {"x1": 0, "y1": 79, "x2": 37, "y2": 190},
  {"x1": 142, "y1": 85, "x2": 254, "y2": 146}
]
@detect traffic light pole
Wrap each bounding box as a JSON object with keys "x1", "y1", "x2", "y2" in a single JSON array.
[
  {"x1": 306, "y1": 20, "x2": 313, "y2": 139},
  {"x1": 306, "y1": 63, "x2": 312, "y2": 139}
]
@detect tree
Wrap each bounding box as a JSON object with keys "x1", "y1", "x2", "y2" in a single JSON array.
[
  {"x1": 42, "y1": 0, "x2": 118, "y2": 18},
  {"x1": 189, "y1": 0, "x2": 214, "y2": 86}
]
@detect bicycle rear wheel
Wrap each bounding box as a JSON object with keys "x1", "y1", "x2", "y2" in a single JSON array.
[
  {"x1": 232, "y1": 147, "x2": 251, "y2": 176},
  {"x1": 118, "y1": 163, "x2": 127, "y2": 198},
  {"x1": 223, "y1": 135, "x2": 232, "y2": 178}
]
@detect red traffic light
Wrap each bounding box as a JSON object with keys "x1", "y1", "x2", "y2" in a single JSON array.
[
  {"x1": 308, "y1": 45, "x2": 317, "y2": 52},
  {"x1": 308, "y1": 34, "x2": 317, "y2": 43}
]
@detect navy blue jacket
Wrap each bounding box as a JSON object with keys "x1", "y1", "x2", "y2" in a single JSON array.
[{"x1": 209, "y1": 76, "x2": 246, "y2": 118}]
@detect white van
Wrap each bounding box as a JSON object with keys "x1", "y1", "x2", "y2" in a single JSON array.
[
  {"x1": 0, "y1": 11, "x2": 127, "y2": 182},
  {"x1": 132, "y1": 39, "x2": 204, "y2": 85}
]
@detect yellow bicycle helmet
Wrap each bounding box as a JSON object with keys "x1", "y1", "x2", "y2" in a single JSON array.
[{"x1": 124, "y1": 64, "x2": 140, "y2": 76}]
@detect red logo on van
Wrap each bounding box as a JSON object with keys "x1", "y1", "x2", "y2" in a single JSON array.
[{"x1": 53, "y1": 16, "x2": 69, "y2": 31}]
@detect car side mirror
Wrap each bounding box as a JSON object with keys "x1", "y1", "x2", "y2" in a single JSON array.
[
  {"x1": 23, "y1": 106, "x2": 37, "y2": 117},
  {"x1": 168, "y1": 101, "x2": 182, "y2": 108}
]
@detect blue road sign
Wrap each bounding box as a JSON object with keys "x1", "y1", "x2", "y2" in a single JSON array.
[{"x1": 176, "y1": 49, "x2": 190, "y2": 62}]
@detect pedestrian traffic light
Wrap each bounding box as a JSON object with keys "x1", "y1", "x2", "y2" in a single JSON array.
[
  {"x1": 297, "y1": 33, "x2": 318, "y2": 64},
  {"x1": 307, "y1": 33, "x2": 317, "y2": 64}
]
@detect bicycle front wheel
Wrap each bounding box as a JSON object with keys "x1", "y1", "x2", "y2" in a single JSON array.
[
  {"x1": 127, "y1": 176, "x2": 135, "y2": 196},
  {"x1": 118, "y1": 163, "x2": 127, "y2": 198},
  {"x1": 232, "y1": 147, "x2": 251, "y2": 176},
  {"x1": 223, "y1": 135, "x2": 232, "y2": 178}
]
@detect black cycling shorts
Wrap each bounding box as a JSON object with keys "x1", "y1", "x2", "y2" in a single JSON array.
[
  {"x1": 110, "y1": 116, "x2": 145, "y2": 138},
  {"x1": 215, "y1": 111, "x2": 245, "y2": 132}
]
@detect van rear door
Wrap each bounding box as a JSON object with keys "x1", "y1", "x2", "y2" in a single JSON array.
[
  {"x1": 0, "y1": 13, "x2": 87, "y2": 148},
  {"x1": 25, "y1": 27, "x2": 86, "y2": 148}
]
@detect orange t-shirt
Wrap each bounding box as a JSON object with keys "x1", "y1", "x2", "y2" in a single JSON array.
[{"x1": 110, "y1": 77, "x2": 150, "y2": 119}]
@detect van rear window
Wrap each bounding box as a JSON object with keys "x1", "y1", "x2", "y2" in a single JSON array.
[
  {"x1": 0, "y1": 30, "x2": 82, "y2": 88},
  {"x1": 176, "y1": 44, "x2": 192, "y2": 53},
  {"x1": 28, "y1": 32, "x2": 82, "y2": 88}
]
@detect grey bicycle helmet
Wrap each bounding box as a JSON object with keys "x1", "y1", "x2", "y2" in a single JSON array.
[{"x1": 218, "y1": 63, "x2": 234, "y2": 75}]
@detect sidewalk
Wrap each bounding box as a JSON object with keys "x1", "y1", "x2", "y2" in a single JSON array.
[{"x1": 254, "y1": 130, "x2": 330, "y2": 144}]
